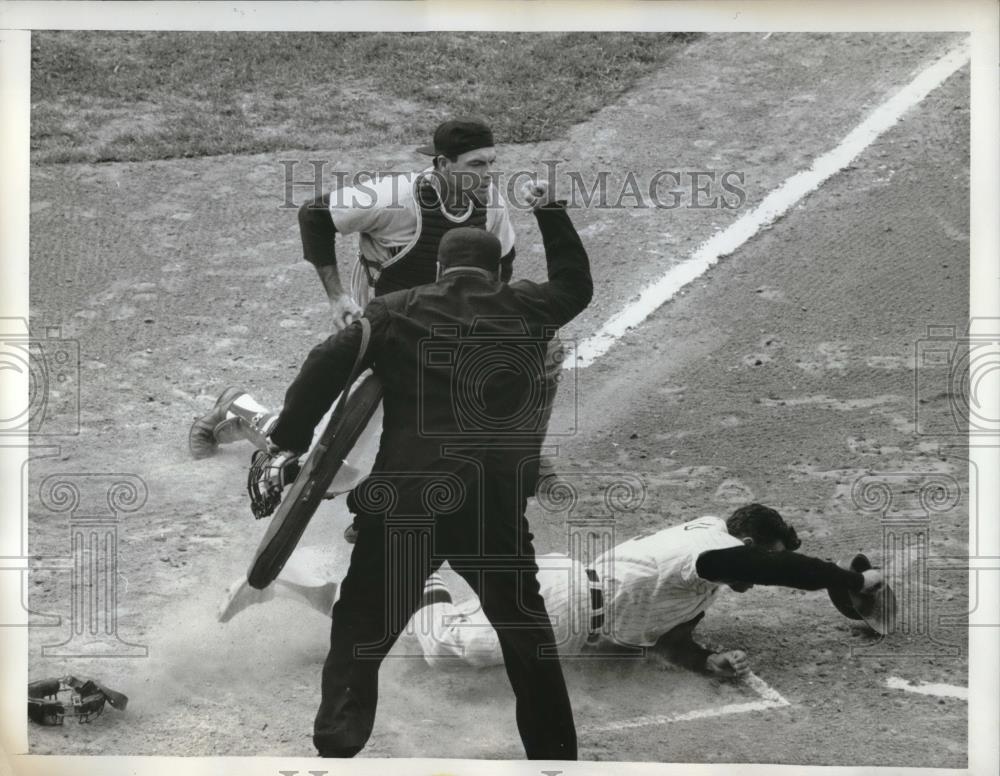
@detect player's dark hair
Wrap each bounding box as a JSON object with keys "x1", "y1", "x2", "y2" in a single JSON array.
[
  {"x1": 432, "y1": 153, "x2": 458, "y2": 169},
  {"x1": 726, "y1": 503, "x2": 801, "y2": 550}
]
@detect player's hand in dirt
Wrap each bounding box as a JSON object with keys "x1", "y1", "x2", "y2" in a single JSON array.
[
  {"x1": 520, "y1": 179, "x2": 555, "y2": 210},
  {"x1": 706, "y1": 649, "x2": 750, "y2": 678},
  {"x1": 329, "y1": 293, "x2": 363, "y2": 332},
  {"x1": 860, "y1": 569, "x2": 885, "y2": 595}
]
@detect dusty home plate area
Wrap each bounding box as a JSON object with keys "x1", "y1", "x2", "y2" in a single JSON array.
[{"x1": 25, "y1": 34, "x2": 970, "y2": 764}]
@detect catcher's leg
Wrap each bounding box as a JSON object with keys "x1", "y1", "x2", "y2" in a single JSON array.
[{"x1": 188, "y1": 387, "x2": 279, "y2": 459}]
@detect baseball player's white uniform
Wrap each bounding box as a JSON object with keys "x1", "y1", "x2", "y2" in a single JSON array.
[
  {"x1": 417, "y1": 516, "x2": 743, "y2": 667},
  {"x1": 219, "y1": 517, "x2": 744, "y2": 665}
]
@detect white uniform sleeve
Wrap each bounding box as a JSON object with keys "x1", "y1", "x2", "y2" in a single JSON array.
[
  {"x1": 329, "y1": 174, "x2": 416, "y2": 240},
  {"x1": 486, "y1": 186, "x2": 516, "y2": 256},
  {"x1": 675, "y1": 517, "x2": 743, "y2": 588}
]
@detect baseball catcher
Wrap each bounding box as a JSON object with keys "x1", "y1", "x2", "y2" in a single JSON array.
[{"x1": 188, "y1": 120, "x2": 556, "y2": 476}]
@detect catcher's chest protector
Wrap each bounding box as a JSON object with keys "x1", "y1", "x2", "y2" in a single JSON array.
[{"x1": 375, "y1": 180, "x2": 488, "y2": 295}]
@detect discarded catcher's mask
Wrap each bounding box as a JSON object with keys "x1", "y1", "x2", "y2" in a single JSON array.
[{"x1": 28, "y1": 676, "x2": 128, "y2": 725}]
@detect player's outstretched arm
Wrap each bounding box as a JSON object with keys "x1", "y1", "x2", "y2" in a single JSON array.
[
  {"x1": 298, "y1": 193, "x2": 362, "y2": 331},
  {"x1": 696, "y1": 545, "x2": 872, "y2": 591}
]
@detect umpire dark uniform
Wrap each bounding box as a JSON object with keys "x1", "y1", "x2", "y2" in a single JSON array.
[{"x1": 269, "y1": 198, "x2": 592, "y2": 760}]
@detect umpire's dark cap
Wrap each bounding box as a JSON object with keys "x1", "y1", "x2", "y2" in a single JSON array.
[
  {"x1": 417, "y1": 119, "x2": 495, "y2": 158},
  {"x1": 437, "y1": 228, "x2": 501, "y2": 272}
]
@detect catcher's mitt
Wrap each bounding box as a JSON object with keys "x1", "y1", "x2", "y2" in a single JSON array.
[{"x1": 828, "y1": 553, "x2": 897, "y2": 635}]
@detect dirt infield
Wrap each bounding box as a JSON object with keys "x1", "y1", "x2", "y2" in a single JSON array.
[{"x1": 25, "y1": 32, "x2": 968, "y2": 764}]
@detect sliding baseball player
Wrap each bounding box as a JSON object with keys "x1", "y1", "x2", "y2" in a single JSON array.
[{"x1": 219, "y1": 503, "x2": 886, "y2": 676}]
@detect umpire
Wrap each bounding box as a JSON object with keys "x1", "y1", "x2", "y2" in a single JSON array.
[{"x1": 266, "y1": 181, "x2": 592, "y2": 759}]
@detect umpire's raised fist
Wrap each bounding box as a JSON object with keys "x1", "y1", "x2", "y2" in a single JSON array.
[{"x1": 520, "y1": 179, "x2": 555, "y2": 210}]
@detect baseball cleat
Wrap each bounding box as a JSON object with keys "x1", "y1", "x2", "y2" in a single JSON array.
[
  {"x1": 217, "y1": 576, "x2": 275, "y2": 623},
  {"x1": 188, "y1": 386, "x2": 246, "y2": 459}
]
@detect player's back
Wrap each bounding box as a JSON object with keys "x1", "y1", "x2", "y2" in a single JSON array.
[{"x1": 595, "y1": 516, "x2": 743, "y2": 646}]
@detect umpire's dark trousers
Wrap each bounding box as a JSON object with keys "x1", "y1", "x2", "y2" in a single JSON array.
[{"x1": 312, "y1": 472, "x2": 577, "y2": 760}]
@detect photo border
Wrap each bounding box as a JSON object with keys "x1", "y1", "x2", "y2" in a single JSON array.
[{"x1": 2, "y1": 2, "x2": 997, "y2": 775}]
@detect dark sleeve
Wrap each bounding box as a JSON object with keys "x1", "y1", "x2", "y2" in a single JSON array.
[
  {"x1": 695, "y1": 545, "x2": 865, "y2": 592},
  {"x1": 499, "y1": 247, "x2": 515, "y2": 283},
  {"x1": 269, "y1": 302, "x2": 384, "y2": 453},
  {"x1": 298, "y1": 193, "x2": 338, "y2": 267},
  {"x1": 532, "y1": 203, "x2": 593, "y2": 326}
]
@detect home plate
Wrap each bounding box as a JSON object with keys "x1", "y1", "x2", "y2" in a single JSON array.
[{"x1": 584, "y1": 672, "x2": 791, "y2": 733}]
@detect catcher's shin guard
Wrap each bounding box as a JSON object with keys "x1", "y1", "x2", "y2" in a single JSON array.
[{"x1": 188, "y1": 387, "x2": 278, "y2": 459}]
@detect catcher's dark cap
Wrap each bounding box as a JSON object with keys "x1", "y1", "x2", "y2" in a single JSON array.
[
  {"x1": 828, "y1": 553, "x2": 897, "y2": 635},
  {"x1": 417, "y1": 119, "x2": 495, "y2": 158},
  {"x1": 438, "y1": 228, "x2": 501, "y2": 272}
]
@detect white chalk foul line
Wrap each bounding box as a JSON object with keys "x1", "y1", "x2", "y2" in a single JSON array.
[
  {"x1": 587, "y1": 671, "x2": 790, "y2": 733},
  {"x1": 742, "y1": 669, "x2": 791, "y2": 705},
  {"x1": 886, "y1": 676, "x2": 968, "y2": 700},
  {"x1": 568, "y1": 40, "x2": 971, "y2": 370}
]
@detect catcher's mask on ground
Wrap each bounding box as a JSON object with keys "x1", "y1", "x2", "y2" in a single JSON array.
[{"x1": 28, "y1": 676, "x2": 128, "y2": 725}]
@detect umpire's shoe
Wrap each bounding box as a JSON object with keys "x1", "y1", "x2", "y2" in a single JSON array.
[{"x1": 189, "y1": 387, "x2": 281, "y2": 459}]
